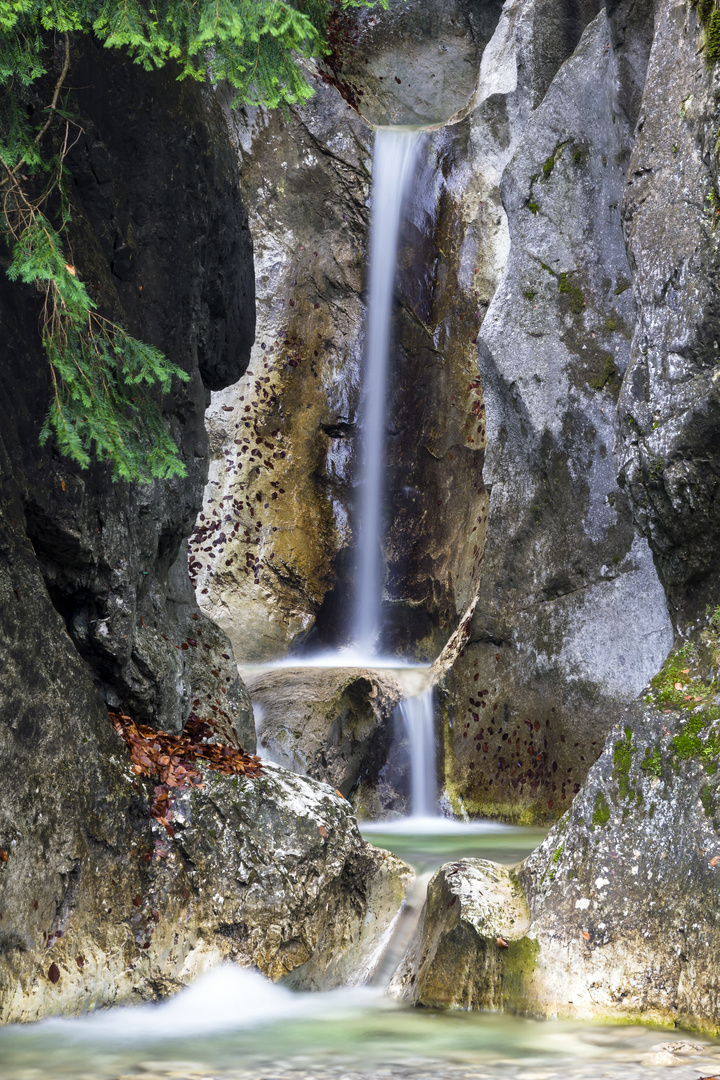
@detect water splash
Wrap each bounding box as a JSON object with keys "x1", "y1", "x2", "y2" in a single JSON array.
[{"x1": 353, "y1": 127, "x2": 421, "y2": 655}]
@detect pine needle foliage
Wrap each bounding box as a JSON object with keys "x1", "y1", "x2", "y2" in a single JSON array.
[{"x1": 0, "y1": 0, "x2": 386, "y2": 481}]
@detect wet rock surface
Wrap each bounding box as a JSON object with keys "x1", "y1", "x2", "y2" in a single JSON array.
[
  {"x1": 248, "y1": 666, "x2": 402, "y2": 801},
  {"x1": 0, "y1": 756, "x2": 412, "y2": 1021},
  {"x1": 395, "y1": 691, "x2": 720, "y2": 1030},
  {"x1": 190, "y1": 83, "x2": 371, "y2": 662},
  {"x1": 388, "y1": 859, "x2": 531, "y2": 1010}
]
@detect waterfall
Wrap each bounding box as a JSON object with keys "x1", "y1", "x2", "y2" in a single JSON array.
[
  {"x1": 398, "y1": 687, "x2": 436, "y2": 817},
  {"x1": 353, "y1": 127, "x2": 421, "y2": 656}
]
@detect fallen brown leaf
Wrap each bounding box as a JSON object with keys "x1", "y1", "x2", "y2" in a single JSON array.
[{"x1": 496, "y1": 937, "x2": 509, "y2": 949}]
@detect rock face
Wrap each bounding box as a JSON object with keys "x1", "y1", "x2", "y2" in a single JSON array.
[
  {"x1": 321, "y1": 0, "x2": 504, "y2": 126},
  {"x1": 189, "y1": 83, "x2": 371, "y2": 662},
  {"x1": 0, "y1": 39, "x2": 256, "y2": 745},
  {"x1": 394, "y1": 692, "x2": 720, "y2": 1032},
  {"x1": 617, "y1": 0, "x2": 720, "y2": 630},
  {"x1": 434, "y1": 0, "x2": 674, "y2": 824},
  {"x1": 0, "y1": 759, "x2": 412, "y2": 1022},
  {"x1": 249, "y1": 666, "x2": 402, "y2": 800}
]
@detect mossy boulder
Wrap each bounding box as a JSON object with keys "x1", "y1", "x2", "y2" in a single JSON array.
[
  {"x1": 393, "y1": 694, "x2": 720, "y2": 1031},
  {"x1": 388, "y1": 859, "x2": 533, "y2": 1010}
]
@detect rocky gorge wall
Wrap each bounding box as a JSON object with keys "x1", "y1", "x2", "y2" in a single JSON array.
[
  {"x1": 0, "y1": 40, "x2": 411, "y2": 1023},
  {"x1": 4, "y1": 0, "x2": 720, "y2": 1037},
  {"x1": 192, "y1": 0, "x2": 720, "y2": 826}
]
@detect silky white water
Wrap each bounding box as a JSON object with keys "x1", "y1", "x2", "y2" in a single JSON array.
[
  {"x1": 353, "y1": 127, "x2": 421, "y2": 655},
  {"x1": 3, "y1": 823, "x2": 719, "y2": 1080},
  {"x1": 397, "y1": 687, "x2": 437, "y2": 816}
]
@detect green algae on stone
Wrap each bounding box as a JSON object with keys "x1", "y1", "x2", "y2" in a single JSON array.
[
  {"x1": 641, "y1": 744, "x2": 662, "y2": 778},
  {"x1": 502, "y1": 933, "x2": 540, "y2": 1013},
  {"x1": 701, "y1": 781, "x2": 717, "y2": 817},
  {"x1": 588, "y1": 352, "x2": 619, "y2": 391},
  {"x1": 671, "y1": 713, "x2": 719, "y2": 772}
]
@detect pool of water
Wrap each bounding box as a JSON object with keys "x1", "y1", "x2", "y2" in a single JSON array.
[
  {"x1": 2, "y1": 819, "x2": 719, "y2": 1080},
  {"x1": 359, "y1": 816, "x2": 547, "y2": 876}
]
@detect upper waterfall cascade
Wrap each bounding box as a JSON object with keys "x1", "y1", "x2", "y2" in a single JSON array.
[{"x1": 352, "y1": 127, "x2": 421, "y2": 657}]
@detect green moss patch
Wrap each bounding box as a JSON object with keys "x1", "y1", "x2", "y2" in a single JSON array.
[
  {"x1": 588, "y1": 353, "x2": 619, "y2": 392},
  {"x1": 645, "y1": 625, "x2": 720, "y2": 774},
  {"x1": 646, "y1": 640, "x2": 720, "y2": 720},
  {"x1": 558, "y1": 272, "x2": 585, "y2": 315},
  {"x1": 692, "y1": 0, "x2": 720, "y2": 61},
  {"x1": 671, "y1": 714, "x2": 719, "y2": 771},
  {"x1": 641, "y1": 745, "x2": 662, "y2": 779},
  {"x1": 701, "y1": 782, "x2": 717, "y2": 817},
  {"x1": 592, "y1": 791, "x2": 610, "y2": 828},
  {"x1": 612, "y1": 727, "x2": 636, "y2": 799}
]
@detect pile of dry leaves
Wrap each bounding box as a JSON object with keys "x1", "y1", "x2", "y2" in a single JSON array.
[{"x1": 110, "y1": 711, "x2": 262, "y2": 835}]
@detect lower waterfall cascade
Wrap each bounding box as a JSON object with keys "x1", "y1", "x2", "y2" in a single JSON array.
[{"x1": 397, "y1": 687, "x2": 437, "y2": 818}]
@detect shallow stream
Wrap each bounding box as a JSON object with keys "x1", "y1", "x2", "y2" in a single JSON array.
[{"x1": 2, "y1": 820, "x2": 720, "y2": 1080}]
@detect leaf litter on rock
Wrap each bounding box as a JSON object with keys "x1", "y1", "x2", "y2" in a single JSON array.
[{"x1": 110, "y1": 711, "x2": 262, "y2": 835}]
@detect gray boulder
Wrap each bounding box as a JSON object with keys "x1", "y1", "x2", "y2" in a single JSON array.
[
  {"x1": 248, "y1": 666, "x2": 404, "y2": 808},
  {"x1": 0, "y1": 758, "x2": 412, "y2": 1022}
]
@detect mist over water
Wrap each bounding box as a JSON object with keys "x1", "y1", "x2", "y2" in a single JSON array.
[{"x1": 353, "y1": 127, "x2": 421, "y2": 656}]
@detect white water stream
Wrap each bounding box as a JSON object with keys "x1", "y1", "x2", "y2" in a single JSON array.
[
  {"x1": 397, "y1": 687, "x2": 437, "y2": 817},
  {"x1": 353, "y1": 127, "x2": 421, "y2": 656}
]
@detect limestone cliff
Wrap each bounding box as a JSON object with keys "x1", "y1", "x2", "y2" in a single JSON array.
[{"x1": 192, "y1": 0, "x2": 691, "y2": 824}]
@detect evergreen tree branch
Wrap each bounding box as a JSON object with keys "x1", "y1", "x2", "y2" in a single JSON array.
[{"x1": 0, "y1": 0, "x2": 390, "y2": 481}]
